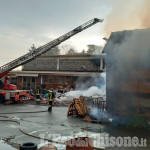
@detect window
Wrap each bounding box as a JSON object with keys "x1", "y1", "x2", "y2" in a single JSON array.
[
  {"x1": 55, "y1": 76, "x2": 65, "y2": 84},
  {"x1": 22, "y1": 77, "x2": 35, "y2": 90},
  {"x1": 32, "y1": 77, "x2": 35, "y2": 82},
  {"x1": 31, "y1": 77, "x2": 35, "y2": 90},
  {"x1": 43, "y1": 76, "x2": 48, "y2": 84},
  {"x1": 59, "y1": 76, "x2": 65, "y2": 84},
  {"x1": 55, "y1": 76, "x2": 59, "y2": 83},
  {"x1": 23, "y1": 77, "x2": 27, "y2": 89},
  {"x1": 37, "y1": 77, "x2": 41, "y2": 84},
  {"x1": 66, "y1": 76, "x2": 71, "y2": 84},
  {"x1": 49, "y1": 76, "x2": 53, "y2": 83}
]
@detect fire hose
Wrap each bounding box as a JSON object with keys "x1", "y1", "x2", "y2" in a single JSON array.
[
  {"x1": 0, "y1": 110, "x2": 47, "y2": 114},
  {"x1": 0, "y1": 111, "x2": 108, "y2": 150}
]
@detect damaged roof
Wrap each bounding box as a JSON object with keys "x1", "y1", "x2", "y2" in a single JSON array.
[{"x1": 103, "y1": 28, "x2": 150, "y2": 53}]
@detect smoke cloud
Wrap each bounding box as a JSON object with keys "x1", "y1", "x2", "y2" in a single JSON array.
[
  {"x1": 105, "y1": 27, "x2": 150, "y2": 113},
  {"x1": 65, "y1": 73, "x2": 106, "y2": 98},
  {"x1": 66, "y1": 86, "x2": 105, "y2": 98},
  {"x1": 104, "y1": 0, "x2": 150, "y2": 36}
]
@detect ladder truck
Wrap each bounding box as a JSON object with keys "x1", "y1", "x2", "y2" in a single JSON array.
[{"x1": 0, "y1": 18, "x2": 103, "y2": 104}]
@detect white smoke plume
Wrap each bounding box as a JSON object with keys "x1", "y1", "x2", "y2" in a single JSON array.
[{"x1": 65, "y1": 72, "x2": 106, "y2": 98}]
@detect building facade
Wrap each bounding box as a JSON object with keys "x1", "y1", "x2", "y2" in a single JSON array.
[{"x1": 9, "y1": 54, "x2": 105, "y2": 90}]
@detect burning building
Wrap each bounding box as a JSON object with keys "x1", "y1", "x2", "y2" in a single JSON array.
[{"x1": 103, "y1": 28, "x2": 150, "y2": 118}]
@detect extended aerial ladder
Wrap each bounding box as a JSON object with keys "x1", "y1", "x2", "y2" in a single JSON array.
[{"x1": 0, "y1": 18, "x2": 103, "y2": 79}]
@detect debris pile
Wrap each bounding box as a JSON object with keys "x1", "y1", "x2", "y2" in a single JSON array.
[{"x1": 67, "y1": 97, "x2": 88, "y2": 117}]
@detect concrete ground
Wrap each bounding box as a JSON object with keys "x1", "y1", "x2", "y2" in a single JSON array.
[{"x1": 0, "y1": 104, "x2": 150, "y2": 150}]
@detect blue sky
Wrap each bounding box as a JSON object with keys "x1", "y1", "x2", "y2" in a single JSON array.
[{"x1": 0, "y1": 0, "x2": 145, "y2": 66}]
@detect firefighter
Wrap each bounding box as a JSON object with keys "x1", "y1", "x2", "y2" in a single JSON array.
[
  {"x1": 48, "y1": 89, "x2": 55, "y2": 112},
  {"x1": 4, "y1": 76, "x2": 10, "y2": 88},
  {"x1": 36, "y1": 87, "x2": 41, "y2": 104}
]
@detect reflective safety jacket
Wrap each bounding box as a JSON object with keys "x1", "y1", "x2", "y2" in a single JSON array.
[
  {"x1": 48, "y1": 92, "x2": 55, "y2": 101},
  {"x1": 36, "y1": 89, "x2": 40, "y2": 95}
]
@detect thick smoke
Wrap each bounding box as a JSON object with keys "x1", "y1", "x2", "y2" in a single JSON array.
[
  {"x1": 105, "y1": 28, "x2": 150, "y2": 113},
  {"x1": 65, "y1": 73, "x2": 106, "y2": 98},
  {"x1": 104, "y1": 0, "x2": 150, "y2": 36},
  {"x1": 90, "y1": 107, "x2": 148, "y2": 129},
  {"x1": 66, "y1": 86, "x2": 105, "y2": 98}
]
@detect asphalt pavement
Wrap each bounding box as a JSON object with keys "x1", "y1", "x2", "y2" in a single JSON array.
[{"x1": 0, "y1": 104, "x2": 149, "y2": 150}]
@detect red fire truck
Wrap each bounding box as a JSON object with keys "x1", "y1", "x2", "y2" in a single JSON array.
[
  {"x1": 0, "y1": 18, "x2": 103, "y2": 104},
  {"x1": 0, "y1": 76, "x2": 31, "y2": 104}
]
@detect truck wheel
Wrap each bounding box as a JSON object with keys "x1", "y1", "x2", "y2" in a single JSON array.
[
  {"x1": 0, "y1": 94, "x2": 5, "y2": 103},
  {"x1": 20, "y1": 142, "x2": 37, "y2": 150},
  {"x1": 0, "y1": 80, "x2": 4, "y2": 89}
]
